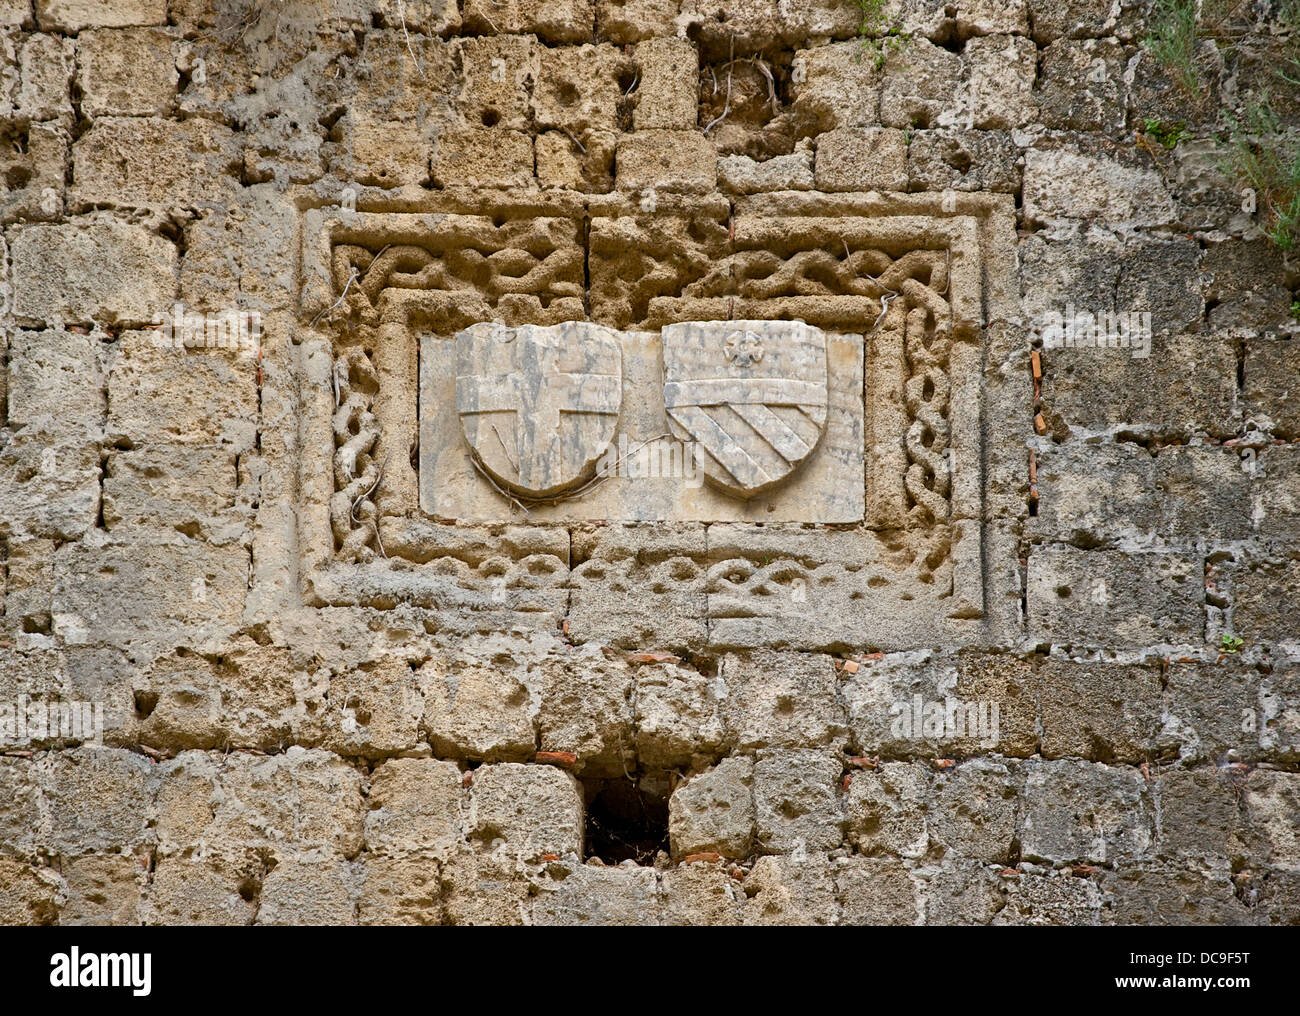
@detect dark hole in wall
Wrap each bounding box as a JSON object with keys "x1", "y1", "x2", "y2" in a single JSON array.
[{"x1": 581, "y1": 772, "x2": 671, "y2": 865}]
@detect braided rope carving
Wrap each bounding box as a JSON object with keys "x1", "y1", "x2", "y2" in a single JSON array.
[{"x1": 329, "y1": 346, "x2": 382, "y2": 562}]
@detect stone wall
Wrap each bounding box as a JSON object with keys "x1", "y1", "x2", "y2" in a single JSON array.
[{"x1": 0, "y1": 0, "x2": 1297, "y2": 924}]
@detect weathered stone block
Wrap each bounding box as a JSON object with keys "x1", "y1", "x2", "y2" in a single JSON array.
[
  {"x1": 461, "y1": 0, "x2": 593, "y2": 43},
  {"x1": 633, "y1": 37, "x2": 696, "y2": 130},
  {"x1": 6, "y1": 328, "x2": 103, "y2": 428},
  {"x1": 357, "y1": 853, "x2": 442, "y2": 925},
  {"x1": 256, "y1": 856, "x2": 356, "y2": 925},
  {"x1": 719, "y1": 650, "x2": 845, "y2": 752},
  {"x1": 0, "y1": 422, "x2": 102, "y2": 541},
  {"x1": 60, "y1": 852, "x2": 144, "y2": 925},
  {"x1": 467, "y1": 763, "x2": 583, "y2": 860},
  {"x1": 144, "y1": 853, "x2": 258, "y2": 926},
  {"x1": 1036, "y1": 39, "x2": 1125, "y2": 133},
  {"x1": 836, "y1": 856, "x2": 919, "y2": 925},
  {"x1": 879, "y1": 38, "x2": 962, "y2": 129},
  {"x1": 106, "y1": 332, "x2": 257, "y2": 451},
  {"x1": 1026, "y1": 547, "x2": 1203, "y2": 648},
  {"x1": 1035, "y1": 658, "x2": 1161, "y2": 763},
  {"x1": 16, "y1": 32, "x2": 73, "y2": 120},
  {"x1": 843, "y1": 761, "x2": 930, "y2": 858},
  {"x1": 1019, "y1": 760, "x2": 1153, "y2": 865},
  {"x1": 534, "y1": 43, "x2": 628, "y2": 134},
  {"x1": 929, "y1": 758, "x2": 1017, "y2": 863},
  {"x1": 752, "y1": 749, "x2": 843, "y2": 853},
  {"x1": 633, "y1": 659, "x2": 725, "y2": 769},
  {"x1": 431, "y1": 128, "x2": 534, "y2": 189},
  {"x1": 1244, "y1": 340, "x2": 1300, "y2": 439},
  {"x1": 1023, "y1": 148, "x2": 1176, "y2": 227},
  {"x1": 418, "y1": 656, "x2": 536, "y2": 762},
  {"x1": 965, "y1": 34, "x2": 1035, "y2": 130},
  {"x1": 616, "y1": 130, "x2": 716, "y2": 193},
  {"x1": 11, "y1": 221, "x2": 177, "y2": 327},
  {"x1": 533, "y1": 862, "x2": 661, "y2": 925},
  {"x1": 36, "y1": 0, "x2": 167, "y2": 30},
  {"x1": 741, "y1": 854, "x2": 837, "y2": 925},
  {"x1": 815, "y1": 127, "x2": 907, "y2": 192},
  {"x1": 364, "y1": 758, "x2": 463, "y2": 859},
  {"x1": 76, "y1": 27, "x2": 177, "y2": 117},
  {"x1": 42, "y1": 747, "x2": 155, "y2": 854},
  {"x1": 72, "y1": 117, "x2": 240, "y2": 213},
  {"x1": 660, "y1": 862, "x2": 743, "y2": 925},
  {"x1": 668, "y1": 756, "x2": 754, "y2": 859}
]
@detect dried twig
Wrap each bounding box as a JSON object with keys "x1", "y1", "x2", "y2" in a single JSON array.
[
  {"x1": 704, "y1": 37, "x2": 735, "y2": 134},
  {"x1": 311, "y1": 266, "x2": 359, "y2": 326}
]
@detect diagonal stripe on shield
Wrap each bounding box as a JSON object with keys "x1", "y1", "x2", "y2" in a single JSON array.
[{"x1": 661, "y1": 321, "x2": 828, "y2": 498}]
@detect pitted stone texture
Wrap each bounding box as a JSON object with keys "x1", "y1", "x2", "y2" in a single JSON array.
[
  {"x1": 36, "y1": 0, "x2": 167, "y2": 30},
  {"x1": 11, "y1": 221, "x2": 177, "y2": 327},
  {"x1": 467, "y1": 763, "x2": 584, "y2": 860},
  {"x1": 364, "y1": 759, "x2": 464, "y2": 860},
  {"x1": 1019, "y1": 760, "x2": 1154, "y2": 866},
  {"x1": 752, "y1": 749, "x2": 843, "y2": 853},
  {"x1": 533, "y1": 862, "x2": 662, "y2": 925},
  {"x1": 668, "y1": 756, "x2": 754, "y2": 859}
]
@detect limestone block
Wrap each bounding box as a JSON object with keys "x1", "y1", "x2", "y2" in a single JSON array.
[
  {"x1": 102, "y1": 445, "x2": 240, "y2": 536},
  {"x1": 155, "y1": 749, "x2": 364, "y2": 860},
  {"x1": 256, "y1": 857, "x2": 357, "y2": 925},
  {"x1": 719, "y1": 650, "x2": 844, "y2": 752},
  {"x1": 533, "y1": 863, "x2": 661, "y2": 925},
  {"x1": 928, "y1": 758, "x2": 1017, "y2": 863},
  {"x1": 1019, "y1": 760, "x2": 1153, "y2": 865},
  {"x1": 965, "y1": 34, "x2": 1036, "y2": 130},
  {"x1": 1028, "y1": 444, "x2": 1251, "y2": 545},
  {"x1": 1036, "y1": 39, "x2": 1126, "y2": 134},
  {"x1": 534, "y1": 43, "x2": 628, "y2": 134},
  {"x1": 836, "y1": 856, "x2": 919, "y2": 925},
  {"x1": 440, "y1": 851, "x2": 534, "y2": 925},
  {"x1": 536, "y1": 128, "x2": 616, "y2": 192},
  {"x1": 616, "y1": 130, "x2": 716, "y2": 193},
  {"x1": 843, "y1": 761, "x2": 930, "y2": 857},
  {"x1": 841, "y1": 652, "x2": 1037, "y2": 759},
  {"x1": 1102, "y1": 863, "x2": 1256, "y2": 927},
  {"x1": 1024, "y1": 147, "x2": 1176, "y2": 227},
  {"x1": 752, "y1": 748, "x2": 843, "y2": 853},
  {"x1": 60, "y1": 852, "x2": 144, "y2": 925},
  {"x1": 0, "y1": 121, "x2": 66, "y2": 223},
  {"x1": 0, "y1": 757, "x2": 42, "y2": 855},
  {"x1": 1254, "y1": 445, "x2": 1300, "y2": 544},
  {"x1": 6, "y1": 329, "x2": 102, "y2": 428},
  {"x1": 815, "y1": 126, "x2": 907, "y2": 191},
  {"x1": 467, "y1": 763, "x2": 583, "y2": 860},
  {"x1": 922, "y1": 862, "x2": 1005, "y2": 925},
  {"x1": 0, "y1": 422, "x2": 102, "y2": 541},
  {"x1": 993, "y1": 868, "x2": 1103, "y2": 925},
  {"x1": 905, "y1": 128, "x2": 1019, "y2": 192},
  {"x1": 430, "y1": 128, "x2": 534, "y2": 189},
  {"x1": 791, "y1": 40, "x2": 881, "y2": 130},
  {"x1": 16, "y1": 32, "x2": 73, "y2": 120},
  {"x1": 71, "y1": 117, "x2": 240, "y2": 213},
  {"x1": 1157, "y1": 768, "x2": 1257, "y2": 865},
  {"x1": 660, "y1": 862, "x2": 743, "y2": 925},
  {"x1": 719, "y1": 144, "x2": 815, "y2": 193},
  {"x1": 42, "y1": 747, "x2": 155, "y2": 854},
  {"x1": 461, "y1": 0, "x2": 593, "y2": 43},
  {"x1": 879, "y1": 38, "x2": 963, "y2": 129},
  {"x1": 1245, "y1": 770, "x2": 1300, "y2": 870},
  {"x1": 633, "y1": 37, "x2": 696, "y2": 130},
  {"x1": 144, "y1": 853, "x2": 258, "y2": 926},
  {"x1": 668, "y1": 756, "x2": 754, "y2": 858},
  {"x1": 596, "y1": 0, "x2": 678, "y2": 43},
  {"x1": 11, "y1": 221, "x2": 177, "y2": 327},
  {"x1": 76, "y1": 27, "x2": 176, "y2": 117},
  {"x1": 357, "y1": 854, "x2": 442, "y2": 925},
  {"x1": 0, "y1": 859, "x2": 59, "y2": 924},
  {"x1": 1225, "y1": 552, "x2": 1300, "y2": 646},
  {"x1": 418, "y1": 656, "x2": 536, "y2": 761},
  {"x1": 633, "y1": 659, "x2": 725, "y2": 769},
  {"x1": 741, "y1": 854, "x2": 837, "y2": 925},
  {"x1": 1245, "y1": 340, "x2": 1300, "y2": 438},
  {"x1": 36, "y1": 0, "x2": 167, "y2": 30},
  {"x1": 536, "y1": 643, "x2": 635, "y2": 777},
  {"x1": 1026, "y1": 0, "x2": 1113, "y2": 44},
  {"x1": 956, "y1": 0, "x2": 1027, "y2": 36},
  {"x1": 364, "y1": 758, "x2": 464, "y2": 859},
  {"x1": 1026, "y1": 547, "x2": 1203, "y2": 648},
  {"x1": 1034, "y1": 659, "x2": 1162, "y2": 764},
  {"x1": 106, "y1": 332, "x2": 257, "y2": 451}
]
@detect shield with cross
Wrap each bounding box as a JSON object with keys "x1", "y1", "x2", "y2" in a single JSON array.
[
  {"x1": 456, "y1": 321, "x2": 623, "y2": 498},
  {"x1": 661, "y1": 320, "x2": 828, "y2": 499}
]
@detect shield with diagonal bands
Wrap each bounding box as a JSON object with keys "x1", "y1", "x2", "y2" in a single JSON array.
[
  {"x1": 456, "y1": 322, "x2": 623, "y2": 498},
  {"x1": 661, "y1": 320, "x2": 828, "y2": 499}
]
